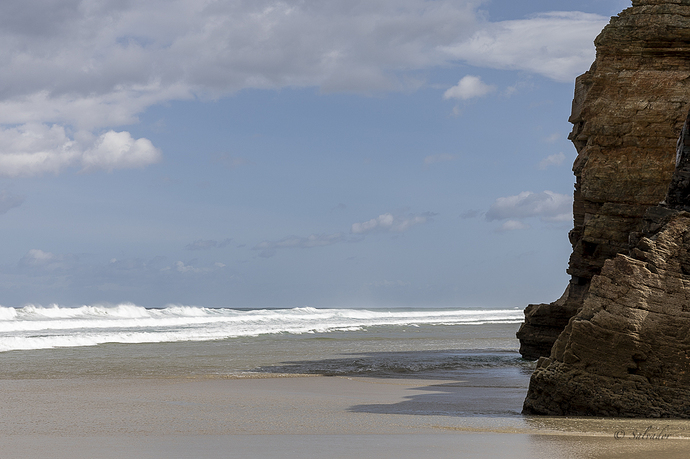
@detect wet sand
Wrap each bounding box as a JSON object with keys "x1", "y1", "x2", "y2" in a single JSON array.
[{"x1": 2, "y1": 371, "x2": 689, "y2": 458}]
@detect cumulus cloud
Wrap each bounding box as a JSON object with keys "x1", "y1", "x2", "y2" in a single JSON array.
[
  {"x1": 442, "y1": 12, "x2": 607, "y2": 83},
  {"x1": 443, "y1": 75, "x2": 495, "y2": 100},
  {"x1": 0, "y1": 124, "x2": 80, "y2": 176},
  {"x1": 538, "y1": 152, "x2": 566, "y2": 170},
  {"x1": 486, "y1": 191, "x2": 572, "y2": 223},
  {"x1": 0, "y1": 124, "x2": 160, "y2": 177},
  {"x1": 81, "y1": 131, "x2": 161, "y2": 172},
  {"x1": 0, "y1": 1, "x2": 606, "y2": 176},
  {"x1": 351, "y1": 212, "x2": 435, "y2": 234}
]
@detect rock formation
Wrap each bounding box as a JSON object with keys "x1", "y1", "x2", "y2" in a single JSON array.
[
  {"x1": 518, "y1": 0, "x2": 690, "y2": 360},
  {"x1": 522, "y1": 162, "x2": 690, "y2": 416}
]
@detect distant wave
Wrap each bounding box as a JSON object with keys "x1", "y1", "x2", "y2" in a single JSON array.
[{"x1": 0, "y1": 304, "x2": 523, "y2": 352}]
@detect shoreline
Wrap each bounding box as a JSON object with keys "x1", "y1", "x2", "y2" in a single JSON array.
[
  {"x1": 2, "y1": 370, "x2": 690, "y2": 458},
  {"x1": 1, "y1": 326, "x2": 687, "y2": 458}
]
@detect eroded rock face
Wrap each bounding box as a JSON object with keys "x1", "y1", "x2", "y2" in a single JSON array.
[
  {"x1": 516, "y1": 285, "x2": 585, "y2": 361},
  {"x1": 523, "y1": 208, "x2": 690, "y2": 418},
  {"x1": 518, "y1": 0, "x2": 690, "y2": 360}
]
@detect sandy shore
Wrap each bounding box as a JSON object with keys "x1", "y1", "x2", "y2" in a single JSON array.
[{"x1": 1, "y1": 372, "x2": 689, "y2": 458}]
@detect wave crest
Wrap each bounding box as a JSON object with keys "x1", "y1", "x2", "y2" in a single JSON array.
[{"x1": 0, "y1": 304, "x2": 523, "y2": 352}]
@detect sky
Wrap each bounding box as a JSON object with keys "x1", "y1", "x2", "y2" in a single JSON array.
[{"x1": 0, "y1": 0, "x2": 633, "y2": 308}]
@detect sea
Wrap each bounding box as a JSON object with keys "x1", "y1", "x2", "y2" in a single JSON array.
[{"x1": 0, "y1": 304, "x2": 533, "y2": 380}]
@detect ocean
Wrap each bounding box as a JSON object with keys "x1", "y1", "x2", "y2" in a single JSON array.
[{"x1": 0, "y1": 304, "x2": 530, "y2": 382}]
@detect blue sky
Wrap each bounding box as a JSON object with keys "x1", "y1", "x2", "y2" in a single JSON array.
[{"x1": 0, "y1": 0, "x2": 631, "y2": 308}]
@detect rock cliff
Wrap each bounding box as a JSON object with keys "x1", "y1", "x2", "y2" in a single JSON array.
[
  {"x1": 522, "y1": 107, "x2": 690, "y2": 418},
  {"x1": 522, "y1": 208, "x2": 690, "y2": 417},
  {"x1": 518, "y1": 0, "x2": 690, "y2": 360}
]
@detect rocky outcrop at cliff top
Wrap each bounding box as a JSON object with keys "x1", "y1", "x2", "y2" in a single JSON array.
[
  {"x1": 518, "y1": 0, "x2": 690, "y2": 360},
  {"x1": 521, "y1": 108, "x2": 690, "y2": 418}
]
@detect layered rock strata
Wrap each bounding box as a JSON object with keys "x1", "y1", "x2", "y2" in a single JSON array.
[
  {"x1": 522, "y1": 207, "x2": 690, "y2": 417},
  {"x1": 518, "y1": 0, "x2": 690, "y2": 360},
  {"x1": 522, "y1": 109, "x2": 690, "y2": 418}
]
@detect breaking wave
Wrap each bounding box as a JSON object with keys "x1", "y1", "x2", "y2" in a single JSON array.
[{"x1": 0, "y1": 303, "x2": 523, "y2": 352}]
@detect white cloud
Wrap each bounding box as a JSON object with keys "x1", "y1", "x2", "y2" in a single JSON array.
[
  {"x1": 486, "y1": 190, "x2": 572, "y2": 222},
  {"x1": 424, "y1": 153, "x2": 455, "y2": 166},
  {"x1": 442, "y1": 12, "x2": 607, "y2": 82},
  {"x1": 0, "y1": 0, "x2": 482, "y2": 129},
  {"x1": 351, "y1": 212, "x2": 434, "y2": 235},
  {"x1": 0, "y1": 3, "x2": 605, "y2": 112},
  {"x1": 443, "y1": 75, "x2": 495, "y2": 100},
  {"x1": 0, "y1": 2, "x2": 606, "y2": 177},
  {"x1": 175, "y1": 261, "x2": 204, "y2": 273},
  {"x1": 81, "y1": 131, "x2": 161, "y2": 172},
  {"x1": 538, "y1": 152, "x2": 566, "y2": 170},
  {"x1": 0, "y1": 124, "x2": 80, "y2": 176},
  {"x1": 0, "y1": 124, "x2": 159, "y2": 177}
]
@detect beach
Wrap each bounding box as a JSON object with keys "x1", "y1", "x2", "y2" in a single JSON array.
[
  {"x1": 0, "y1": 307, "x2": 689, "y2": 458},
  {"x1": 2, "y1": 372, "x2": 690, "y2": 458}
]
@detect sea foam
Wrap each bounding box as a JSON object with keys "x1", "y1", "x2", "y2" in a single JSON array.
[{"x1": 0, "y1": 304, "x2": 523, "y2": 352}]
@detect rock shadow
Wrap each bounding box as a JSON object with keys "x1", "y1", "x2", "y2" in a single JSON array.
[
  {"x1": 253, "y1": 349, "x2": 534, "y2": 417},
  {"x1": 348, "y1": 379, "x2": 529, "y2": 417}
]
